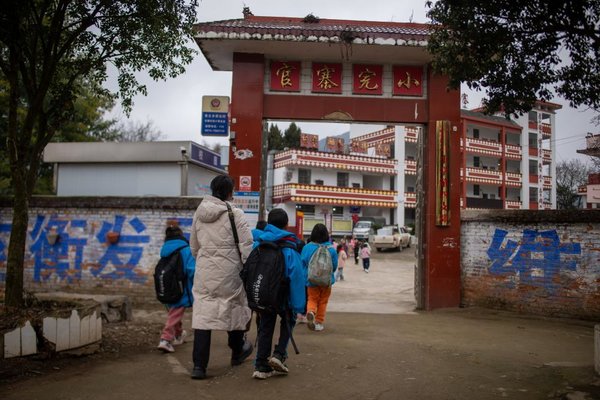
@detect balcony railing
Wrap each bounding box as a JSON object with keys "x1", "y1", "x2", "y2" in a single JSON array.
[
  {"x1": 504, "y1": 144, "x2": 522, "y2": 159},
  {"x1": 542, "y1": 149, "x2": 552, "y2": 163},
  {"x1": 272, "y1": 183, "x2": 398, "y2": 208},
  {"x1": 505, "y1": 200, "x2": 522, "y2": 209},
  {"x1": 464, "y1": 167, "x2": 503, "y2": 185},
  {"x1": 543, "y1": 175, "x2": 552, "y2": 188},
  {"x1": 528, "y1": 121, "x2": 552, "y2": 137},
  {"x1": 462, "y1": 138, "x2": 523, "y2": 160},
  {"x1": 404, "y1": 191, "x2": 417, "y2": 208},
  {"x1": 405, "y1": 159, "x2": 417, "y2": 175},
  {"x1": 466, "y1": 197, "x2": 503, "y2": 209},
  {"x1": 505, "y1": 172, "x2": 522, "y2": 187},
  {"x1": 273, "y1": 149, "x2": 397, "y2": 175}
]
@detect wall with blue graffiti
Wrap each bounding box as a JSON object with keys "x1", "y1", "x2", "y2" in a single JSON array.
[
  {"x1": 461, "y1": 210, "x2": 600, "y2": 320},
  {"x1": 0, "y1": 198, "x2": 200, "y2": 302}
]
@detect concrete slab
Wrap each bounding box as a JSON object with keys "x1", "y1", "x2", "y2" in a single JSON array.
[
  {"x1": 3, "y1": 328, "x2": 20, "y2": 359},
  {"x1": 20, "y1": 322, "x2": 37, "y2": 356},
  {"x1": 35, "y1": 292, "x2": 131, "y2": 322}
]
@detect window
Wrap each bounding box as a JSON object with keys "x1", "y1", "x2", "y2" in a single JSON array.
[
  {"x1": 332, "y1": 206, "x2": 343, "y2": 216},
  {"x1": 352, "y1": 183, "x2": 361, "y2": 188},
  {"x1": 296, "y1": 204, "x2": 315, "y2": 214},
  {"x1": 473, "y1": 185, "x2": 480, "y2": 196},
  {"x1": 298, "y1": 169, "x2": 311, "y2": 184},
  {"x1": 407, "y1": 186, "x2": 415, "y2": 192},
  {"x1": 337, "y1": 172, "x2": 349, "y2": 187},
  {"x1": 315, "y1": 179, "x2": 324, "y2": 186},
  {"x1": 528, "y1": 111, "x2": 538, "y2": 122},
  {"x1": 473, "y1": 156, "x2": 480, "y2": 167},
  {"x1": 473, "y1": 128, "x2": 480, "y2": 139}
]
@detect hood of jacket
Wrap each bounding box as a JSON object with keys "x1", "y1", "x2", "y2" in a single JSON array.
[
  {"x1": 256, "y1": 224, "x2": 298, "y2": 248},
  {"x1": 160, "y1": 237, "x2": 189, "y2": 258},
  {"x1": 196, "y1": 195, "x2": 229, "y2": 223}
]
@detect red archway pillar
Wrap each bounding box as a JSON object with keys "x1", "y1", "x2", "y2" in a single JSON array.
[
  {"x1": 422, "y1": 71, "x2": 461, "y2": 309},
  {"x1": 229, "y1": 53, "x2": 265, "y2": 192}
]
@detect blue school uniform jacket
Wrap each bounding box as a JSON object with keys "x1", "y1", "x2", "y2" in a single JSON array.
[
  {"x1": 300, "y1": 242, "x2": 338, "y2": 287},
  {"x1": 160, "y1": 237, "x2": 196, "y2": 308}
]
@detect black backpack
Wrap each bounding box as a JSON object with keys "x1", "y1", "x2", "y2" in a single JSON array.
[
  {"x1": 154, "y1": 244, "x2": 188, "y2": 304},
  {"x1": 240, "y1": 241, "x2": 292, "y2": 314}
]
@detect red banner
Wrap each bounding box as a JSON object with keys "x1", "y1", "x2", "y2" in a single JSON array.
[
  {"x1": 312, "y1": 63, "x2": 342, "y2": 94},
  {"x1": 352, "y1": 64, "x2": 383, "y2": 95},
  {"x1": 393, "y1": 66, "x2": 423, "y2": 96},
  {"x1": 300, "y1": 133, "x2": 319, "y2": 150},
  {"x1": 270, "y1": 61, "x2": 301, "y2": 91},
  {"x1": 295, "y1": 211, "x2": 304, "y2": 240}
]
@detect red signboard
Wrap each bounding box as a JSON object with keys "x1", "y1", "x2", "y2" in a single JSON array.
[
  {"x1": 352, "y1": 64, "x2": 383, "y2": 95},
  {"x1": 351, "y1": 141, "x2": 368, "y2": 154},
  {"x1": 312, "y1": 63, "x2": 342, "y2": 94},
  {"x1": 300, "y1": 133, "x2": 319, "y2": 150},
  {"x1": 393, "y1": 66, "x2": 423, "y2": 96},
  {"x1": 270, "y1": 61, "x2": 301, "y2": 92},
  {"x1": 295, "y1": 211, "x2": 304, "y2": 240}
]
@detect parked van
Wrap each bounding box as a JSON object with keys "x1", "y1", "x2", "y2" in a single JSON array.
[{"x1": 352, "y1": 217, "x2": 386, "y2": 241}]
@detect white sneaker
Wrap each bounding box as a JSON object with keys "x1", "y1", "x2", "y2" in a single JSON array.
[
  {"x1": 157, "y1": 339, "x2": 174, "y2": 353},
  {"x1": 252, "y1": 370, "x2": 275, "y2": 380},
  {"x1": 314, "y1": 323, "x2": 324, "y2": 331},
  {"x1": 268, "y1": 356, "x2": 289, "y2": 374},
  {"x1": 306, "y1": 311, "x2": 316, "y2": 331},
  {"x1": 296, "y1": 314, "x2": 307, "y2": 324},
  {"x1": 365, "y1": 269, "x2": 369, "y2": 273},
  {"x1": 172, "y1": 330, "x2": 188, "y2": 345}
]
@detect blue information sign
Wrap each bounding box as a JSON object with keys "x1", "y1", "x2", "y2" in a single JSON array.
[{"x1": 201, "y1": 111, "x2": 228, "y2": 136}]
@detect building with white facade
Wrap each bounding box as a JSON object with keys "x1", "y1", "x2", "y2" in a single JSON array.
[
  {"x1": 43, "y1": 141, "x2": 224, "y2": 197},
  {"x1": 269, "y1": 101, "x2": 560, "y2": 237}
]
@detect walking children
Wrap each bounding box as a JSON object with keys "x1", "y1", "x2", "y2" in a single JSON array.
[
  {"x1": 354, "y1": 239, "x2": 361, "y2": 265},
  {"x1": 250, "y1": 208, "x2": 305, "y2": 379},
  {"x1": 335, "y1": 244, "x2": 347, "y2": 281},
  {"x1": 157, "y1": 225, "x2": 195, "y2": 353},
  {"x1": 300, "y1": 224, "x2": 338, "y2": 332},
  {"x1": 360, "y1": 242, "x2": 372, "y2": 273}
]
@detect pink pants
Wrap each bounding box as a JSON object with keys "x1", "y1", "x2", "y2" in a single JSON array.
[{"x1": 160, "y1": 307, "x2": 185, "y2": 341}]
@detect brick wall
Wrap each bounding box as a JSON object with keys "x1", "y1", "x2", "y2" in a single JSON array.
[
  {"x1": 461, "y1": 210, "x2": 600, "y2": 320},
  {"x1": 0, "y1": 197, "x2": 202, "y2": 304}
]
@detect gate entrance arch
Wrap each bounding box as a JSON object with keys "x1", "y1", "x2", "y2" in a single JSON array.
[{"x1": 195, "y1": 12, "x2": 461, "y2": 309}]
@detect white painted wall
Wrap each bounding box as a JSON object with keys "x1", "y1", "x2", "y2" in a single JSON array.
[
  {"x1": 187, "y1": 165, "x2": 222, "y2": 196},
  {"x1": 57, "y1": 164, "x2": 180, "y2": 196}
]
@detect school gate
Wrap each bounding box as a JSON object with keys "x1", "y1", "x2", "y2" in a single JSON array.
[{"x1": 194, "y1": 12, "x2": 461, "y2": 310}]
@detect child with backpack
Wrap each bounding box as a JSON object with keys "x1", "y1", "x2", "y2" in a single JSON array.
[
  {"x1": 246, "y1": 208, "x2": 305, "y2": 379},
  {"x1": 156, "y1": 225, "x2": 195, "y2": 353},
  {"x1": 360, "y1": 242, "x2": 372, "y2": 273},
  {"x1": 300, "y1": 223, "x2": 338, "y2": 332}
]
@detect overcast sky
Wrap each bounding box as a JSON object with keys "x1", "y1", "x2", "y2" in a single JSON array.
[{"x1": 106, "y1": 0, "x2": 598, "y2": 163}]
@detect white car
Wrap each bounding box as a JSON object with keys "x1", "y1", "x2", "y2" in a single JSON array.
[{"x1": 371, "y1": 226, "x2": 411, "y2": 252}]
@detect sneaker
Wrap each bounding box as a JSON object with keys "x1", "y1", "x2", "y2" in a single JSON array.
[
  {"x1": 157, "y1": 339, "x2": 174, "y2": 353},
  {"x1": 231, "y1": 339, "x2": 254, "y2": 366},
  {"x1": 191, "y1": 366, "x2": 206, "y2": 380},
  {"x1": 365, "y1": 269, "x2": 369, "y2": 273},
  {"x1": 306, "y1": 311, "x2": 316, "y2": 331},
  {"x1": 252, "y1": 370, "x2": 275, "y2": 380},
  {"x1": 296, "y1": 314, "x2": 307, "y2": 324},
  {"x1": 268, "y1": 355, "x2": 289, "y2": 374},
  {"x1": 172, "y1": 330, "x2": 188, "y2": 346},
  {"x1": 314, "y1": 323, "x2": 324, "y2": 332}
]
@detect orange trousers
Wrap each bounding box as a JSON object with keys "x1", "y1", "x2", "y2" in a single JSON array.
[{"x1": 307, "y1": 286, "x2": 332, "y2": 324}]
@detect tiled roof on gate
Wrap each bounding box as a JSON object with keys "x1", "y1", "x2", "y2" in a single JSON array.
[{"x1": 194, "y1": 15, "x2": 431, "y2": 43}]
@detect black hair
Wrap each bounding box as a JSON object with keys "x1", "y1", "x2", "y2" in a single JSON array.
[
  {"x1": 255, "y1": 220, "x2": 267, "y2": 230},
  {"x1": 165, "y1": 226, "x2": 184, "y2": 239},
  {"x1": 337, "y1": 244, "x2": 344, "y2": 252},
  {"x1": 267, "y1": 208, "x2": 288, "y2": 229},
  {"x1": 310, "y1": 223, "x2": 329, "y2": 244},
  {"x1": 210, "y1": 175, "x2": 234, "y2": 201}
]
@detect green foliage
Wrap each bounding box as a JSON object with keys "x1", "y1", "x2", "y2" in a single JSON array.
[
  {"x1": 268, "y1": 123, "x2": 283, "y2": 150},
  {"x1": 426, "y1": 0, "x2": 600, "y2": 116},
  {"x1": 283, "y1": 122, "x2": 302, "y2": 149}
]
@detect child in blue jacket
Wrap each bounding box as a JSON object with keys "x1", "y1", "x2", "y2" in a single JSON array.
[
  {"x1": 252, "y1": 209, "x2": 305, "y2": 379},
  {"x1": 300, "y1": 223, "x2": 338, "y2": 332},
  {"x1": 157, "y1": 226, "x2": 195, "y2": 353}
]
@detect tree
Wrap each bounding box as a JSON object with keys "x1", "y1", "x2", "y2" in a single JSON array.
[
  {"x1": 113, "y1": 120, "x2": 162, "y2": 142},
  {"x1": 426, "y1": 1, "x2": 600, "y2": 116},
  {"x1": 267, "y1": 123, "x2": 283, "y2": 150},
  {"x1": 0, "y1": 0, "x2": 197, "y2": 307},
  {"x1": 283, "y1": 122, "x2": 301, "y2": 149},
  {"x1": 556, "y1": 159, "x2": 591, "y2": 209}
]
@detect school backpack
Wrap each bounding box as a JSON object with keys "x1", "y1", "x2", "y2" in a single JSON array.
[
  {"x1": 307, "y1": 244, "x2": 333, "y2": 286},
  {"x1": 240, "y1": 241, "x2": 292, "y2": 314},
  {"x1": 153, "y1": 244, "x2": 188, "y2": 304}
]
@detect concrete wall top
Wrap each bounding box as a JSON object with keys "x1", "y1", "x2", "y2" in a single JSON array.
[
  {"x1": 461, "y1": 209, "x2": 600, "y2": 224},
  {"x1": 0, "y1": 196, "x2": 202, "y2": 211}
]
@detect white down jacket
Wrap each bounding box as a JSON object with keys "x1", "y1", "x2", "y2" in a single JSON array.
[{"x1": 189, "y1": 195, "x2": 254, "y2": 331}]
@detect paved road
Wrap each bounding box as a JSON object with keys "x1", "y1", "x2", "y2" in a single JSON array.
[{"x1": 1, "y1": 250, "x2": 598, "y2": 400}]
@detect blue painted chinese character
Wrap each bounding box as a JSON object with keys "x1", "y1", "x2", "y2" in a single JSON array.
[
  {"x1": 29, "y1": 215, "x2": 88, "y2": 282},
  {"x1": 93, "y1": 215, "x2": 150, "y2": 283}
]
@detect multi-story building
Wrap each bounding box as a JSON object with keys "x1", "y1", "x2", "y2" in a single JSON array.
[{"x1": 269, "y1": 101, "x2": 560, "y2": 237}]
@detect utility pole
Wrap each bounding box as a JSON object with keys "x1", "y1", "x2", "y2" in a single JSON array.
[{"x1": 259, "y1": 121, "x2": 269, "y2": 221}]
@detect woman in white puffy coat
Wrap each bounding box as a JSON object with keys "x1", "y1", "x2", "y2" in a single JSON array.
[{"x1": 189, "y1": 175, "x2": 254, "y2": 379}]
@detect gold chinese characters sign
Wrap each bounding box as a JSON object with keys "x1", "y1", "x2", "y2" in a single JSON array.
[
  {"x1": 435, "y1": 120, "x2": 450, "y2": 226},
  {"x1": 270, "y1": 61, "x2": 301, "y2": 91}
]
